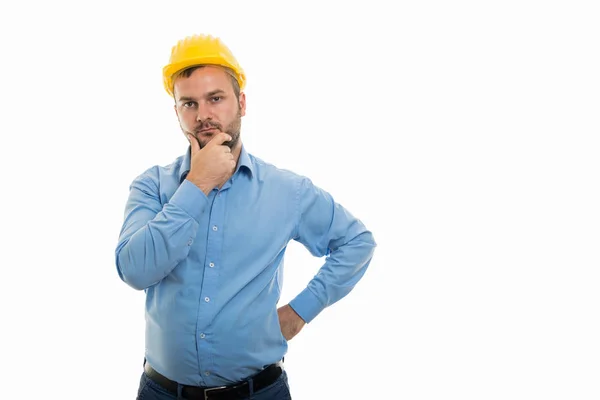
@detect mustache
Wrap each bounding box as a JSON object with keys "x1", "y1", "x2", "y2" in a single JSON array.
[{"x1": 195, "y1": 122, "x2": 222, "y2": 133}]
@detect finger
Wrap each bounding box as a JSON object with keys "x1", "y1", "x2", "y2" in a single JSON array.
[
  {"x1": 188, "y1": 134, "x2": 200, "y2": 154},
  {"x1": 206, "y1": 131, "x2": 232, "y2": 147}
]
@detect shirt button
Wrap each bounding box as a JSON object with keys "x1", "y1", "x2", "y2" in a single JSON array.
[
  {"x1": 212, "y1": 225, "x2": 218, "y2": 231},
  {"x1": 187, "y1": 239, "x2": 193, "y2": 246},
  {"x1": 209, "y1": 262, "x2": 214, "y2": 268},
  {"x1": 205, "y1": 297, "x2": 210, "y2": 302},
  {"x1": 200, "y1": 333, "x2": 206, "y2": 339},
  {"x1": 205, "y1": 371, "x2": 210, "y2": 376}
]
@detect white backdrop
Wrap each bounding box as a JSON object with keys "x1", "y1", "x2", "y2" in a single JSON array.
[{"x1": 1, "y1": 1, "x2": 599, "y2": 399}]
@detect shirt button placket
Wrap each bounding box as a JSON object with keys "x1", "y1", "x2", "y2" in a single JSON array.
[{"x1": 199, "y1": 190, "x2": 225, "y2": 382}]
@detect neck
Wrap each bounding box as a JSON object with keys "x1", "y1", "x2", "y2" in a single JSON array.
[{"x1": 231, "y1": 140, "x2": 243, "y2": 166}]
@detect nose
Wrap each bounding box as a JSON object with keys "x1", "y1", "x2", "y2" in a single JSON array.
[{"x1": 196, "y1": 103, "x2": 213, "y2": 122}]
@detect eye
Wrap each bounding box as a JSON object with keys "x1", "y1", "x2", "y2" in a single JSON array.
[
  {"x1": 210, "y1": 96, "x2": 222, "y2": 103},
  {"x1": 183, "y1": 101, "x2": 196, "y2": 108}
]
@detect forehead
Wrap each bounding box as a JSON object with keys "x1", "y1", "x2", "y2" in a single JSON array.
[{"x1": 173, "y1": 66, "x2": 234, "y2": 97}]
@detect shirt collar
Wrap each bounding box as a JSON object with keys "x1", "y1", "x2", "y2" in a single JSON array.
[{"x1": 178, "y1": 143, "x2": 255, "y2": 184}]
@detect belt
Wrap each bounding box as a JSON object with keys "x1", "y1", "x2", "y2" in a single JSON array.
[{"x1": 143, "y1": 361, "x2": 284, "y2": 400}]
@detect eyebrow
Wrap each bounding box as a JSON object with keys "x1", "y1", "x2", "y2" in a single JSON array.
[
  {"x1": 177, "y1": 90, "x2": 226, "y2": 103},
  {"x1": 206, "y1": 89, "x2": 226, "y2": 97}
]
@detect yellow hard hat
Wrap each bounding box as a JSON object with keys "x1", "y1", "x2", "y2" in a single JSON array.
[{"x1": 162, "y1": 34, "x2": 246, "y2": 97}]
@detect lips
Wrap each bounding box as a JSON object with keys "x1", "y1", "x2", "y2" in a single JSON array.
[{"x1": 197, "y1": 128, "x2": 218, "y2": 134}]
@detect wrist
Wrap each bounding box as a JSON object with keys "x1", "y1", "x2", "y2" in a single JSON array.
[{"x1": 186, "y1": 175, "x2": 215, "y2": 196}]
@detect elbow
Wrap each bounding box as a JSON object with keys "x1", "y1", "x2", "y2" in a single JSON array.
[
  {"x1": 366, "y1": 232, "x2": 377, "y2": 259},
  {"x1": 357, "y1": 229, "x2": 377, "y2": 251},
  {"x1": 115, "y1": 248, "x2": 152, "y2": 291},
  {"x1": 354, "y1": 230, "x2": 377, "y2": 262},
  {"x1": 365, "y1": 230, "x2": 377, "y2": 248},
  {"x1": 116, "y1": 260, "x2": 148, "y2": 291},
  {"x1": 122, "y1": 272, "x2": 150, "y2": 291}
]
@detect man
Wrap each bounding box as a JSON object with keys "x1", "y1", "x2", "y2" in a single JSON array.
[{"x1": 115, "y1": 34, "x2": 377, "y2": 400}]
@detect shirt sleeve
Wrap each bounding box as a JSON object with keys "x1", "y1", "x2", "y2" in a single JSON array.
[
  {"x1": 115, "y1": 173, "x2": 210, "y2": 290},
  {"x1": 289, "y1": 176, "x2": 377, "y2": 323}
]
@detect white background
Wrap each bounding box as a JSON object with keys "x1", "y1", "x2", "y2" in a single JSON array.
[{"x1": 1, "y1": 1, "x2": 599, "y2": 399}]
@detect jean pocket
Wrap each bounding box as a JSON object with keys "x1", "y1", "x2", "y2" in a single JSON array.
[
  {"x1": 136, "y1": 373, "x2": 149, "y2": 400},
  {"x1": 137, "y1": 372, "x2": 176, "y2": 399},
  {"x1": 253, "y1": 371, "x2": 292, "y2": 400}
]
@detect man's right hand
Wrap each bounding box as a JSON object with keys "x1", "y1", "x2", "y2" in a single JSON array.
[{"x1": 185, "y1": 132, "x2": 236, "y2": 195}]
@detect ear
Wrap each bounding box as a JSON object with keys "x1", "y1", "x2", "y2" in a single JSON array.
[
  {"x1": 173, "y1": 102, "x2": 178, "y2": 118},
  {"x1": 239, "y1": 92, "x2": 247, "y2": 117}
]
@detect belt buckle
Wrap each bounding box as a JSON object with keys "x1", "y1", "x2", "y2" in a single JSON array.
[{"x1": 204, "y1": 385, "x2": 227, "y2": 400}]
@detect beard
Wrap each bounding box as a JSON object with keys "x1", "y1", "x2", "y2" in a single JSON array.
[{"x1": 183, "y1": 109, "x2": 242, "y2": 150}]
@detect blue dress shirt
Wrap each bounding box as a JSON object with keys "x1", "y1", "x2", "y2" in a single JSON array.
[{"x1": 115, "y1": 144, "x2": 376, "y2": 386}]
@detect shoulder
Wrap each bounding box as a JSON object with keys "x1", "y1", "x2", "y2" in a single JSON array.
[
  {"x1": 248, "y1": 153, "x2": 311, "y2": 189},
  {"x1": 129, "y1": 153, "x2": 185, "y2": 188}
]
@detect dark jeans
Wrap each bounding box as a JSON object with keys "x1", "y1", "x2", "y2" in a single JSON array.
[{"x1": 136, "y1": 369, "x2": 292, "y2": 400}]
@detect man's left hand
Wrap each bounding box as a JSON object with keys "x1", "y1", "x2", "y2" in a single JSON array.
[{"x1": 277, "y1": 304, "x2": 306, "y2": 341}]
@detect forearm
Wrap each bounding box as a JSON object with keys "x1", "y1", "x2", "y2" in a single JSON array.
[
  {"x1": 290, "y1": 230, "x2": 376, "y2": 323},
  {"x1": 115, "y1": 179, "x2": 208, "y2": 290}
]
